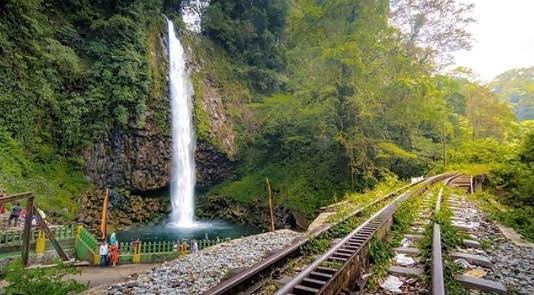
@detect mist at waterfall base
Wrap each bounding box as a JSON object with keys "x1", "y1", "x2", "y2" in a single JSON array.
[{"x1": 116, "y1": 219, "x2": 260, "y2": 243}]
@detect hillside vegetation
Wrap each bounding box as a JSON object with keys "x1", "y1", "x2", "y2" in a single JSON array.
[
  {"x1": 0, "y1": 0, "x2": 531, "y2": 226},
  {"x1": 490, "y1": 67, "x2": 534, "y2": 121}
]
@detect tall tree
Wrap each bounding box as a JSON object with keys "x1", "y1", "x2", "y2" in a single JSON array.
[{"x1": 389, "y1": 0, "x2": 475, "y2": 65}]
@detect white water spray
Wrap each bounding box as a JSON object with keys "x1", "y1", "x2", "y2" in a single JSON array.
[{"x1": 167, "y1": 18, "x2": 196, "y2": 227}]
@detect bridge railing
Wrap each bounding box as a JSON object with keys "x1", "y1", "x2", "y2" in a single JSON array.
[{"x1": 0, "y1": 224, "x2": 77, "y2": 248}]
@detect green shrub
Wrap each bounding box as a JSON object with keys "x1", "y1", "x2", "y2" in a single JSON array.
[{"x1": 1, "y1": 258, "x2": 87, "y2": 295}]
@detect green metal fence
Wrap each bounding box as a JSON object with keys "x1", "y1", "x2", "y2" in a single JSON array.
[
  {"x1": 2, "y1": 223, "x2": 234, "y2": 265},
  {"x1": 0, "y1": 224, "x2": 76, "y2": 248}
]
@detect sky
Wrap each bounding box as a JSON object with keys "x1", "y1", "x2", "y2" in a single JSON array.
[{"x1": 453, "y1": 0, "x2": 534, "y2": 82}]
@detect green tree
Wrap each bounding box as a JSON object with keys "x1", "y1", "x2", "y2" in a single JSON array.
[{"x1": 203, "y1": 0, "x2": 288, "y2": 93}]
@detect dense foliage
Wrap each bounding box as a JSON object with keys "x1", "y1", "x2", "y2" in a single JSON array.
[
  {"x1": 203, "y1": 0, "x2": 288, "y2": 93},
  {"x1": 0, "y1": 0, "x2": 165, "y2": 152},
  {"x1": 0, "y1": 0, "x2": 169, "y2": 216},
  {"x1": 1, "y1": 258, "x2": 87, "y2": 294},
  {"x1": 209, "y1": 0, "x2": 479, "y2": 216}
]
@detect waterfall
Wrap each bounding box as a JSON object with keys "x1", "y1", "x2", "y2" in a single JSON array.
[{"x1": 167, "y1": 18, "x2": 196, "y2": 227}]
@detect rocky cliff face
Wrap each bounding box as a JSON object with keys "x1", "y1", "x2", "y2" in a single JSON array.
[
  {"x1": 83, "y1": 26, "x2": 236, "y2": 193},
  {"x1": 83, "y1": 126, "x2": 171, "y2": 192},
  {"x1": 83, "y1": 128, "x2": 234, "y2": 192},
  {"x1": 76, "y1": 189, "x2": 169, "y2": 234}
]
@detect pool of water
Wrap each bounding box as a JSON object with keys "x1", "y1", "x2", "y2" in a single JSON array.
[{"x1": 115, "y1": 219, "x2": 262, "y2": 243}]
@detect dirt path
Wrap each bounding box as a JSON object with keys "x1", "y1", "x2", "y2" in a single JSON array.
[{"x1": 70, "y1": 263, "x2": 161, "y2": 289}]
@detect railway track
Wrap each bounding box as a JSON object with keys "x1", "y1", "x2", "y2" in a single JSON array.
[
  {"x1": 203, "y1": 175, "x2": 450, "y2": 295},
  {"x1": 270, "y1": 173, "x2": 453, "y2": 295}
]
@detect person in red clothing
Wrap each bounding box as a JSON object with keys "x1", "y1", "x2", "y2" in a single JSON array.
[{"x1": 110, "y1": 243, "x2": 119, "y2": 267}]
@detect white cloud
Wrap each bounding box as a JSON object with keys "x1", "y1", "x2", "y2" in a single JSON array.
[{"x1": 453, "y1": 0, "x2": 534, "y2": 81}]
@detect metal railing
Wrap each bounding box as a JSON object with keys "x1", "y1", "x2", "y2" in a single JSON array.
[{"x1": 0, "y1": 224, "x2": 77, "y2": 248}]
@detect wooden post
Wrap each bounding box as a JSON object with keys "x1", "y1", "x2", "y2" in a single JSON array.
[
  {"x1": 21, "y1": 196, "x2": 34, "y2": 266},
  {"x1": 34, "y1": 205, "x2": 68, "y2": 261},
  {"x1": 265, "y1": 178, "x2": 275, "y2": 232},
  {"x1": 100, "y1": 189, "x2": 109, "y2": 241},
  {"x1": 442, "y1": 120, "x2": 447, "y2": 166}
]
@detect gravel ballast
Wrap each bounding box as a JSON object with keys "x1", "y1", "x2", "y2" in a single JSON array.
[
  {"x1": 450, "y1": 194, "x2": 534, "y2": 294},
  {"x1": 104, "y1": 230, "x2": 301, "y2": 295}
]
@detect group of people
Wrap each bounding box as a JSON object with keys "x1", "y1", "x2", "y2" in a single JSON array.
[
  {"x1": 3, "y1": 203, "x2": 45, "y2": 227},
  {"x1": 99, "y1": 233, "x2": 120, "y2": 267}
]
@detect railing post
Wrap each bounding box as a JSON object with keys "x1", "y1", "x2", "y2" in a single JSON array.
[
  {"x1": 35, "y1": 230, "x2": 46, "y2": 254},
  {"x1": 132, "y1": 241, "x2": 141, "y2": 264}
]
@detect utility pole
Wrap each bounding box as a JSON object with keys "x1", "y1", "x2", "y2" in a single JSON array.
[
  {"x1": 265, "y1": 178, "x2": 275, "y2": 232},
  {"x1": 442, "y1": 121, "x2": 447, "y2": 166}
]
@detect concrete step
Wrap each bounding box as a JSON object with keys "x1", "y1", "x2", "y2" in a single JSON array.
[
  {"x1": 408, "y1": 228, "x2": 424, "y2": 235},
  {"x1": 452, "y1": 223, "x2": 474, "y2": 232},
  {"x1": 463, "y1": 239, "x2": 481, "y2": 249},
  {"x1": 450, "y1": 252, "x2": 492, "y2": 268},
  {"x1": 454, "y1": 275, "x2": 507, "y2": 294},
  {"x1": 413, "y1": 221, "x2": 430, "y2": 227},
  {"x1": 388, "y1": 266, "x2": 423, "y2": 277},
  {"x1": 404, "y1": 234, "x2": 424, "y2": 241},
  {"x1": 451, "y1": 217, "x2": 466, "y2": 222},
  {"x1": 393, "y1": 247, "x2": 421, "y2": 256}
]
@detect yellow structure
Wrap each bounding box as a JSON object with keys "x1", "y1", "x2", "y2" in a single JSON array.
[
  {"x1": 132, "y1": 242, "x2": 141, "y2": 264},
  {"x1": 35, "y1": 230, "x2": 46, "y2": 254}
]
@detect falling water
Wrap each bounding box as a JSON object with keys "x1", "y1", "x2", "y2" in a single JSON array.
[{"x1": 167, "y1": 18, "x2": 196, "y2": 227}]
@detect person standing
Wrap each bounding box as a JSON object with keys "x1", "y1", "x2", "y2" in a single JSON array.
[
  {"x1": 192, "y1": 240, "x2": 199, "y2": 254},
  {"x1": 110, "y1": 242, "x2": 119, "y2": 267},
  {"x1": 99, "y1": 241, "x2": 109, "y2": 267},
  {"x1": 8, "y1": 203, "x2": 22, "y2": 227},
  {"x1": 109, "y1": 232, "x2": 117, "y2": 246}
]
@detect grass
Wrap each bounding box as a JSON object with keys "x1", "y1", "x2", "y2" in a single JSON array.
[
  {"x1": 208, "y1": 160, "x2": 350, "y2": 218},
  {"x1": 365, "y1": 184, "x2": 426, "y2": 290},
  {"x1": 434, "y1": 187, "x2": 469, "y2": 295},
  {"x1": 431, "y1": 163, "x2": 495, "y2": 177},
  {"x1": 0, "y1": 132, "x2": 89, "y2": 220},
  {"x1": 469, "y1": 191, "x2": 534, "y2": 242},
  {"x1": 327, "y1": 175, "x2": 405, "y2": 222}
]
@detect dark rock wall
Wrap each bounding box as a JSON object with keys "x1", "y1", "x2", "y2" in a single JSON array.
[
  {"x1": 84, "y1": 129, "x2": 234, "y2": 192},
  {"x1": 195, "y1": 141, "x2": 233, "y2": 190},
  {"x1": 84, "y1": 126, "x2": 171, "y2": 192}
]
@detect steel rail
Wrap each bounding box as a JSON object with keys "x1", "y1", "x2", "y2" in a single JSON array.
[
  {"x1": 431, "y1": 175, "x2": 459, "y2": 295},
  {"x1": 275, "y1": 173, "x2": 454, "y2": 295},
  {"x1": 203, "y1": 178, "x2": 429, "y2": 295}
]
